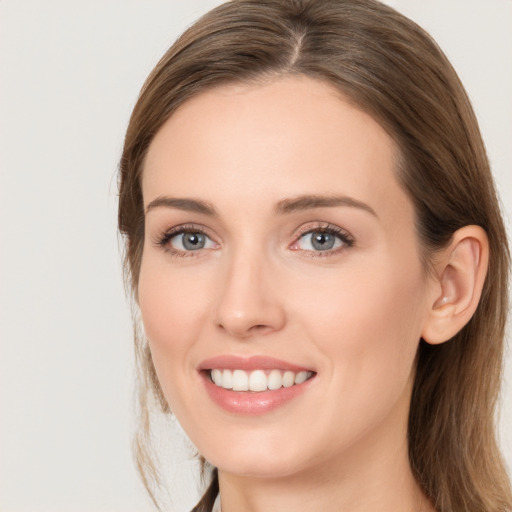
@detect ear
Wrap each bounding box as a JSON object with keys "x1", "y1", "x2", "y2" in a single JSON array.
[{"x1": 421, "y1": 225, "x2": 489, "y2": 345}]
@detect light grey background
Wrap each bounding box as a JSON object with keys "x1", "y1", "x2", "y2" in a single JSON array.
[{"x1": 0, "y1": 1, "x2": 510, "y2": 511}]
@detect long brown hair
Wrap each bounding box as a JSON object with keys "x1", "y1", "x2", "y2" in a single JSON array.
[{"x1": 118, "y1": 1, "x2": 511, "y2": 510}]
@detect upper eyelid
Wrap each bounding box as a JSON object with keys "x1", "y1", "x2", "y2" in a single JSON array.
[
  {"x1": 163, "y1": 223, "x2": 215, "y2": 237},
  {"x1": 290, "y1": 222, "x2": 355, "y2": 254},
  {"x1": 294, "y1": 222, "x2": 354, "y2": 239},
  {"x1": 151, "y1": 223, "x2": 217, "y2": 247}
]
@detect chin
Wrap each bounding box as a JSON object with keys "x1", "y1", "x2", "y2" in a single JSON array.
[
  {"x1": 201, "y1": 433, "x2": 308, "y2": 479},
  {"x1": 214, "y1": 456, "x2": 303, "y2": 480}
]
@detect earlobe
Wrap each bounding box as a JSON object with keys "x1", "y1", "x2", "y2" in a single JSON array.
[{"x1": 422, "y1": 225, "x2": 489, "y2": 345}]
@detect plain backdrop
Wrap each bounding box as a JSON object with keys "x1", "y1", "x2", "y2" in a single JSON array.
[{"x1": 0, "y1": 1, "x2": 511, "y2": 511}]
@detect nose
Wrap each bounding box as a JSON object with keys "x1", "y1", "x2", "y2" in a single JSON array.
[{"x1": 214, "y1": 251, "x2": 286, "y2": 339}]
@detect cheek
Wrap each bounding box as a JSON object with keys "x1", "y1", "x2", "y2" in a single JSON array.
[
  {"x1": 299, "y1": 261, "x2": 427, "y2": 448},
  {"x1": 292, "y1": 256, "x2": 427, "y2": 389},
  {"x1": 137, "y1": 256, "x2": 212, "y2": 387}
]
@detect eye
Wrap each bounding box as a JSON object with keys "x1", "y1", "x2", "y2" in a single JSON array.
[
  {"x1": 169, "y1": 231, "x2": 217, "y2": 252},
  {"x1": 290, "y1": 225, "x2": 353, "y2": 254},
  {"x1": 154, "y1": 225, "x2": 219, "y2": 256},
  {"x1": 299, "y1": 231, "x2": 340, "y2": 251}
]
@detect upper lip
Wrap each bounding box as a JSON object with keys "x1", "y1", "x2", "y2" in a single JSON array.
[{"x1": 198, "y1": 355, "x2": 314, "y2": 373}]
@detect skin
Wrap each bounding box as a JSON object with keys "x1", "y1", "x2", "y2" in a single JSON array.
[{"x1": 138, "y1": 75, "x2": 438, "y2": 512}]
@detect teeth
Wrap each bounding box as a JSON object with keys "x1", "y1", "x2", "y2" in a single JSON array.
[
  {"x1": 222, "y1": 369, "x2": 233, "y2": 389},
  {"x1": 232, "y1": 369, "x2": 249, "y2": 391},
  {"x1": 282, "y1": 371, "x2": 295, "y2": 388},
  {"x1": 248, "y1": 370, "x2": 267, "y2": 392},
  {"x1": 210, "y1": 369, "x2": 312, "y2": 392},
  {"x1": 211, "y1": 369, "x2": 223, "y2": 386},
  {"x1": 294, "y1": 371, "x2": 309, "y2": 384},
  {"x1": 268, "y1": 369, "x2": 282, "y2": 390}
]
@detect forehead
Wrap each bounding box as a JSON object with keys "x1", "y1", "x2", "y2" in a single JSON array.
[{"x1": 142, "y1": 75, "x2": 410, "y2": 226}]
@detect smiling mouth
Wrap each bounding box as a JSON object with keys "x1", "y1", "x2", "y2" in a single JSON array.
[{"x1": 208, "y1": 369, "x2": 315, "y2": 392}]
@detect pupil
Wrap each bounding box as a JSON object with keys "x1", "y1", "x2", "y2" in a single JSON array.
[
  {"x1": 183, "y1": 233, "x2": 205, "y2": 250},
  {"x1": 312, "y1": 232, "x2": 334, "y2": 251}
]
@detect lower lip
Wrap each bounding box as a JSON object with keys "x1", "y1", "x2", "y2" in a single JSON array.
[{"x1": 201, "y1": 373, "x2": 313, "y2": 415}]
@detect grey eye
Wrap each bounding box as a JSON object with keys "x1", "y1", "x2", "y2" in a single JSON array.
[
  {"x1": 171, "y1": 232, "x2": 214, "y2": 251},
  {"x1": 297, "y1": 231, "x2": 343, "y2": 251},
  {"x1": 311, "y1": 232, "x2": 336, "y2": 250}
]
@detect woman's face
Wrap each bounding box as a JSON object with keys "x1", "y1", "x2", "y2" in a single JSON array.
[{"x1": 139, "y1": 76, "x2": 436, "y2": 479}]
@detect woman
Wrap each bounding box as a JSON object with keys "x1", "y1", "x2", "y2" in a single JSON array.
[{"x1": 118, "y1": 0, "x2": 511, "y2": 511}]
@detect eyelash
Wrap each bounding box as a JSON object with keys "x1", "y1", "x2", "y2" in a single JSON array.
[
  {"x1": 153, "y1": 222, "x2": 354, "y2": 258},
  {"x1": 153, "y1": 224, "x2": 215, "y2": 258},
  {"x1": 292, "y1": 223, "x2": 354, "y2": 257}
]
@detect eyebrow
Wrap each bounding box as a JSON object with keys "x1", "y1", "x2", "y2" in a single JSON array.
[
  {"x1": 145, "y1": 196, "x2": 217, "y2": 216},
  {"x1": 145, "y1": 194, "x2": 377, "y2": 218},
  {"x1": 275, "y1": 194, "x2": 377, "y2": 217}
]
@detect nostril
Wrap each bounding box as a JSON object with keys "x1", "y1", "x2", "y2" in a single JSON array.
[
  {"x1": 214, "y1": 290, "x2": 287, "y2": 337},
  {"x1": 216, "y1": 320, "x2": 278, "y2": 338}
]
